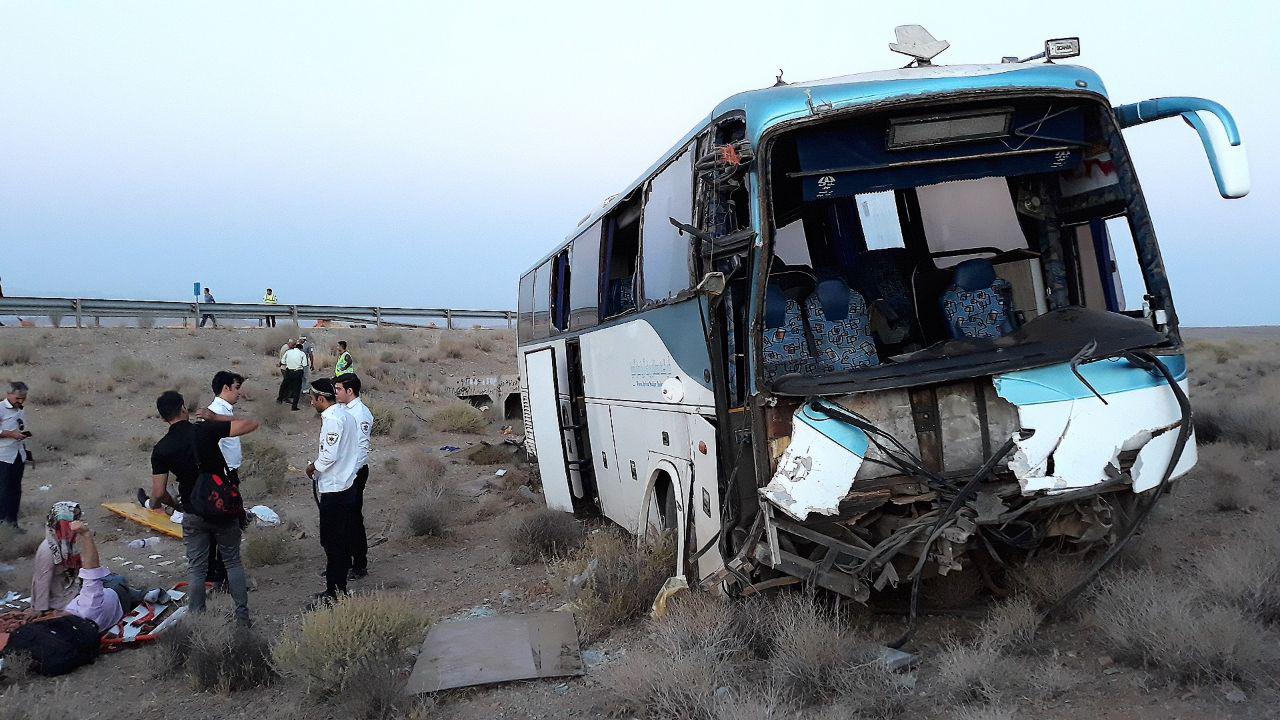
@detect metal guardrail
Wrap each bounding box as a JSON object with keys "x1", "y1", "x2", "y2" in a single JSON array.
[{"x1": 0, "y1": 296, "x2": 515, "y2": 329}]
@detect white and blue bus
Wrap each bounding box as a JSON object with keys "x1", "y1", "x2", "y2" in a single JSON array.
[{"x1": 517, "y1": 29, "x2": 1249, "y2": 604}]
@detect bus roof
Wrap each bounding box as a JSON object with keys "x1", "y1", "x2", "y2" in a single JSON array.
[{"x1": 531, "y1": 62, "x2": 1108, "y2": 276}]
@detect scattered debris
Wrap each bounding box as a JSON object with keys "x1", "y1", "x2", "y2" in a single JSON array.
[
  {"x1": 38, "y1": 484, "x2": 52, "y2": 492},
  {"x1": 580, "y1": 649, "x2": 609, "y2": 668},
  {"x1": 248, "y1": 505, "x2": 281, "y2": 526},
  {"x1": 650, "y1": 576, "x2": 689, "y2": 619},
  {"x1": 440, "y1": 445, "x2": 461, "y2": 454},
  {"x1": 126, "y1": 537, "x2": 163, "y2": 549},
  {"x1": 405, "y1": 612, "x2": 583, "y2": 693},
  {"x1": 494, "y1": 468, "x2": 507, "y2": 477},
  {"x1": 517, "y1": 486, "x2": 540, "y2": 504}
]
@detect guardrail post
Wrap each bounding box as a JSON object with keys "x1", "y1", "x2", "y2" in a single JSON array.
[
  {"x1": 291, "y1": 305, "x2": 300, "y2": 328},
  {"x1": 375, "y1": 307, "x2": 382, "y2": 328},
  {"x1": 506, "y1": 311, "x2": 514, "y2": 329},
  {"x1": 74, "y1": 299, "x2": 82, "y2": 329},
  {"x1": 95, "y1": 316, "x2": 101, "y2": 328},
  {"x1": 445, "y1": 309, "x2": 453, "y2": 330}
]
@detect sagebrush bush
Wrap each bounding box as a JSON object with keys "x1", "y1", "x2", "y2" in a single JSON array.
[
  {"x1": 38, "y1": 412, "x2": 93, "y2": 454},
  {"x1": 240, "y1": 439, "x2": 289, "y2": 495},
  {"x1": 1194, "y1": 393, "x2": 1280, "y2": 451},
  {"x1": 382, "y1": 456, "x2": 401, "y2": 476},
  {"x1": 469, "y1": 331, "x2": 495, "y2": 353},
  {"x1": 1009, "y1": 555, "x2": 1088, "y2": 611},
  {"x1": 1089, "y1": 569, "x2": 1273, "y2": 683},
  {"x1": 261, "y1": 328, "x2": 295, "y2": 356},
  {"x1": 272, "y1": 592, "x2": 430, "y2": 698},
  {"x1": 409, "y1": 448, "x2": 445, "y2": 477},
  {"x1": 436, "y1": 336, "x2": 471, "y2": 359},
  {"x1": 396, "y1": 419, "x2": 421, "y2": 442},
  {"x1": 976, "y1": 597, "x2": 1039, "y2": 655},
  {"x1": 428, "y1": 403, "x2": 485, "y2": 433},
  {"x1": 110, "y1": 355, "x2": 157, "y2": 383},
  {"x1": 507, "y1": 509, "x2": 584, "y2": 564},
  {"x1": 405, "y1": 486, "x2": 449, "y2": 537},
  {"x1": 34, "y1": 382, "x2": 71, "y2": 406},
  {"x1": 1192, "y1": 524, "x2": 1280, "y2": 623},
  {"x1": 0, "y1": 681, "x2": 80, "y2": 720},
  {"x1": 549, "y1": 530, "x2": 675, "y2": 641},
  {"x1": 157, "y1": 614, "x2": 275, "y2": 692},
  {"x1": 370, "y1": 404, "x2": 396, "y2": 436},
  {"x1": 245, "y1": 527, "x2": 296, "y2": 567},
  {"x1": 0, "y1": 342, "x2": 34, "y2": 366}
]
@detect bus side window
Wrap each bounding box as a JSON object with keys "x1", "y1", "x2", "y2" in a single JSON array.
[
  {"x1": 550, "y1": 247, "x2": 571, "y2": 333},
  {"x1": 569, "y1": 221, "x2": 602, "y2": 330},
  {"x1": 530, "y1": 260, "x2": 552, "y2": 341},
  {"x1": 640, "y1": 145, "x2": 695, "y2": 305},
  {"x1": 601, "y1": 195, "x2": 642, "y2": 319},
  {"x1": 517, "y1": 271, "x2": 536, "y2": 342}
]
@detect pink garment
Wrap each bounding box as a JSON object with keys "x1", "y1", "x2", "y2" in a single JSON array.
[
  {"x1": 30, "y1": 542, "x2": 81, "y2": 613},
  {"x1": 63, "y1": 566, "x2": 122, "y2": 631}
]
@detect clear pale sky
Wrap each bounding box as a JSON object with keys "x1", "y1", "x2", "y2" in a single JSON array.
[{"x1": 1, "y1": 1, "x2": 1273, "y2": 326}]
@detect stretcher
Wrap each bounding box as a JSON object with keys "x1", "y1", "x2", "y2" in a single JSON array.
[{"x1": 102, "y1": 502, "x2": 184, "y2": 539}]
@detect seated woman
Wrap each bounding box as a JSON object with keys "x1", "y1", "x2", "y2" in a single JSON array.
[{"x1": 30, "y1": 501, "x2": 84, "y2": 613}]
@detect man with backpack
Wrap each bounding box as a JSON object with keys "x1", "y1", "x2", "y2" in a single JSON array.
[{"x1": 147, "y1": 390, "x2": 259, "y2": 625}]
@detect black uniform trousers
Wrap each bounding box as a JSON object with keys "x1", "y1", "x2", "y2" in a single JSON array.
[
  {"x1": 0, "y1": 456, "x2": 25, "y2": 525},
  {"x1": 318, "y1": 483, "x2": 360, "y2": 596},
  {"x1": 277, "y1": 369, "x2": 304, "y2": 409},
  {"x1": 350, "y1": 464, "x2": 369, "y2": 574}
]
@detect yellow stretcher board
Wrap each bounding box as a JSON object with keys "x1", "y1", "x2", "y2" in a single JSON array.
[{"x1": 102, "y1": 502, "x2": 184, "y2": 540}]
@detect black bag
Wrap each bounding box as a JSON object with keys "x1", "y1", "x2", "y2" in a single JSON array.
[
  {"x1": 189, "y1": 471, "x2": 244, "y2": 522},
  {"x1": 6, "y1": 614, "x2": 101, "y2": 676}
]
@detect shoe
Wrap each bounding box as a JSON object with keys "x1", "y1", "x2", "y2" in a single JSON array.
[
  {"x1": 349, "y1": 568, "x2": 368, "y2": 580},
  {"x1": 136, "y1": 488, "x2": 149, "y2": 508},
  {"x1": 292, "y1": 408, "x2": 300, "y2": 411},
  {"x1": 306, "y1": 592, "x2": 338, "y2": 611},
  {"x1": 144, "y1": 588, "x2": 167, "y2": 603}
]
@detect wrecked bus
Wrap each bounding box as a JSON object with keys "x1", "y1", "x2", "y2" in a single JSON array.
[{"x1": 516, "y1": 28, "x2": 1250, "y2": 613}]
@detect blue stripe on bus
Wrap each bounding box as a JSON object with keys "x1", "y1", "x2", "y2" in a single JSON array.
[
  {"x1": 797, "y1": 402, "x2": 870, "y2": 457},
  {"x1": 643, "y1": 299, "x2": 714, "y2": 391},
  {"x1": 993, "y1": 354, "x2": 1186, "y2": 406}
]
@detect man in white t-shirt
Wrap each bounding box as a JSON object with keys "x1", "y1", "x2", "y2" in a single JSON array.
[
  {"x1": 203, "y1": 371, "x2": 245, "y2": 483},
  {"x1": 334, "y1": 373, "x2": 373, "y2": 580},
  {"x1": 277, "y1": 343, "x2": 308, "y2": 410}
]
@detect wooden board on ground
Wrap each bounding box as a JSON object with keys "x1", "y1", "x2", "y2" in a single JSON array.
[
  {"x1": 102, "y1": 503, "x2": 183, "y2": 539},
  {"x1": 404, "y1": 611, "x2": 582, "y2": 694}
]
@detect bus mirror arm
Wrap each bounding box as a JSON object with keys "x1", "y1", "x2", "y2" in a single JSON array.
[{"x1": 1113, "y1": 96, "x2": 1249, "y2": 199}]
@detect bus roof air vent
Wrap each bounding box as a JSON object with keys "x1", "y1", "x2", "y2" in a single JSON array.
[{"x1": 889, "y1": 25, "x2": 950, "y2": 66}]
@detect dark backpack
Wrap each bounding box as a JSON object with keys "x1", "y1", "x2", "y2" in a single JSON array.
[
  {"x1": 189, "y1": 471, "x2": 244, "y2": 522},
  {"x1": 6, "y1": 614, "x2": 101, "y2": 676}
]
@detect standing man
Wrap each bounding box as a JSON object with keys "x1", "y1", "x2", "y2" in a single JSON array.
[
  {"x1": 298, "y1": 335, "x2": 316, "y2": 394},
  {"x1": 205, "y1": 372, "x2": 246, "y2": 485},
  {"x1": 277, "y1": 341, "x2": 307, "y2": 410},
  {"x1": 199, "y1": 287, "x2": 218, "y2": 328},
  {"x1": 0, "y1": 382, "x2": 31, "y2": 529},
  {"x1": 263, "y1": 288, "x2": 278, "y2": 328},
  {"x1": 334, "y1": 374, "x2": 372, "y2": 580},
  {"x1": 148, "y1": 390, "x2": 259, "y2": 625},
  {"x1": 334, "y1": 340, "x2": 354, "y2": 377},
  {"x1": 278, "y1": 337, "x2": 295, "y2": 378},
  {"x1": 306, "y1": 378, "x2": 360, "y2": 603}
]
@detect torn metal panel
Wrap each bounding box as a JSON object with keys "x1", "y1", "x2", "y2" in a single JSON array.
[
  {"x1": 404, "y1": 612, "x2": 582, "y2": 694},
  {"x1": 994, "y1": 356, "x2": 1195, "y2": 493},
  {"x1": 761, "y1": 402, "x2": 869, "y2": 521}
]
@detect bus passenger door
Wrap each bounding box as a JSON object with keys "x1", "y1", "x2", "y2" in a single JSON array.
[
  {"x1": 523, "y1": 347, "x2": 575, "y2": 512},
  {"x1": 561, "y1": 340, "x2": 596, "y2": 508}
]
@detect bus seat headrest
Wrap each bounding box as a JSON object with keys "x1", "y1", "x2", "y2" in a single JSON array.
[
  {"x1": 815, "y1": 277, "x2": 850, "y2": 322},
  {"x1": 952, "y1": 258, "x2": 998, "y2": 291}
]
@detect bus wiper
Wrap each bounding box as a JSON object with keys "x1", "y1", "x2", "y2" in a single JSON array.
[{"x1": 1069, "y1": 339, "x2": 1108, "y2": 405}]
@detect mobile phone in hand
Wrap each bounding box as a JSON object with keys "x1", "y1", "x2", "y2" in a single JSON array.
[{"x1": 21, "y1": 430, "x2": 32, "y2": 438}]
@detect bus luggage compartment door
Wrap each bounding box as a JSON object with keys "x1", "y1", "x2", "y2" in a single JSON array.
[{"x1": 523, "y1": 348, "x2": 575, "y2": 512}]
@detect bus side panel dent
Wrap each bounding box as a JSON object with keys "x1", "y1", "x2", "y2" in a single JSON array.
[
  {"x1": 760, "y1": 403, "x2": 869, "y2": 521},
  {"x1": 994, "y1": 360, "x2": 1195, "y2": 493}
]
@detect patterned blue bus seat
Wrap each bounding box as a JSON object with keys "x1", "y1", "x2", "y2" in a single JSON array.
[
  {"x1": 939, "y1": 258, "x2": 1015, "y2": 339},
  {"x1": 763, "y1": 278, "x2": 817, "y2": 379},
  {"x1": 805, "y1": 278, "x2": 879, "y2": 372}
]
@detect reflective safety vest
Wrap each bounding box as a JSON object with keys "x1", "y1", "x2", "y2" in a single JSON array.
[
  {"x1": 335, "y1": 351, "x2": 354, "y2": 376},
  {"x1": 264, "y1": 293, "x2": 278, "y2": 305}
]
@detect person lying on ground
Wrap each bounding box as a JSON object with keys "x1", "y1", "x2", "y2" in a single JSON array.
[
  {"x1": 30, "y1": 501, "x2": 83, "y2": 612},
  {"x1": 61, "y1": 520, "x2": 165, "y2": 634}
]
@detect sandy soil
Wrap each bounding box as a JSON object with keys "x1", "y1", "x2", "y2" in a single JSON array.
[{"x1": 1, "y1": 325, "x2": 1278, "y2": 719}]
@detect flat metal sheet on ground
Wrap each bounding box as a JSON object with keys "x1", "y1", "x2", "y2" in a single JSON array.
[
  {"x1": 102, "y1": 503, "x2": 184, "y2": 539},
  {"x1": 405, "y1": 611, "x2": 582, "y2": 694}
]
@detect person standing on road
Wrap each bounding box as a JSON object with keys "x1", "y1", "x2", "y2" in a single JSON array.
[
  {"x1": 0, "y1": 381, "x2": 32, "y2": 529},
  {"x1": 148, "y1": 390, "x2": 259, "y2": 625},
  {"x1": 263, "y1": 288, "x2": 278, "y2": 328},
  {"x1": 334, "y1": 374, "x2": 372, "y2": 580},
  {"x1": 199, "y1": 287, "x2": 218, "y2": 328},
  {"x1": 298, "y1": 335, "x2": 316, "y2": 394},
  {"x1": 306, "y1": 378, "x2": 360, "y2": 604},
  {"x1": 334, "y1": 340, "x2": 354, "y2": 377},
  {"x1": 277, "y1": 341, "x2": 307, "y2": 410}
]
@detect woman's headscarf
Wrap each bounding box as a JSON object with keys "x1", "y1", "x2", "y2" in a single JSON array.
[{"x1": 44, "y1": 501, "x2": 83, "y2": 579}]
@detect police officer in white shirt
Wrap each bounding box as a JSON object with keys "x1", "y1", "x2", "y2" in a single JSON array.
[
  {"x1": 277, "y1": 342, "x2": 308, "y2": 410},
  {"x1": 305, "y1": 378, "x2": 360, "y2": 602},
  {"x1": 0, "y1": 381, "x2": 31, "y2": 528},
  {"x1": 333, "y1": 374, "x2": 373, "y2": 579}
]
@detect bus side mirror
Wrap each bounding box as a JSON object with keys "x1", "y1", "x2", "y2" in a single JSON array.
[
  {"x1": 1114, "y1": 96, "x2": 1250, "y2": 199},
  {"x1": 696, "y1": 272, "x2": 726, "y2": 297}
]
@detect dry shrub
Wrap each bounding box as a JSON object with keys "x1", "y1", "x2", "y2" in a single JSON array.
[
  {"x1": 409, "y1": 448, "x2": 446, "y2": 477},
  {"x1": 375, "y1": 329, "x2": 404, "y2": 345},
  {"x1": 507, "y1": 509, "x2": 584, "y2": 563},
  {"x1": 272, "y1": 592, "x2": 429, "y2": 698},
  {"x1": 0, "y1": 342, "x2": 34, "y2": 366},
  {"x1": 951, "y1": 705, "x2": 1017, "y2": 720},
  {"x1": 0, "y1": 681, "x2": 80, "y2": 720},
  {"x1": 404, "y1": 485, "x2": 450, "y2": 537},
  {"x1": 156, "y1": 614, "x2": 275, "y2": 692},
  {"x1": 240, "y1": 439, "x2": 289, "y2": 495},
  {"x1": 370, "y1": 405, "x2": 396, "y2": 436},
  {"x1": 1089, "y1": 568, "x2": 1272, "y2": 683},
  {"x1": 33, "y1": 382, "x2": 71, "y2": 407},
  {"x1": 0, "y1": 524, "x2": 42, "y2": 561},
  {"x1": 259, "y1": 400, "x2": 292, "y2": 429},
  {"x1": 549, "y1": 530, "x2": 675, "y2": 641},
  {"x1": 110, "y1": 355, "x2": 156, "y2": 384},
  {"x1": 382, "y1": 456, "x2": 401, "y2": 476},
  {"x1": 1192, "y1": 523, "x2": 1280, "y2": 623},
  {"x1": 37, "y1": 412, "x2": 93, "y2": 454},
  {"x1": 436, "y1": 336, "x2": 471, "y2": 360},
  {"x1": 975, "y1": 597, "x2": 1039, "y2": 655},
  {"x1": 261, "y1": 328, "x2": 295, "y2": 356},
  {"x1": 1194, "y1": 441, "x2": 1258, "y2": 511},
  {"x1": 396, "y1": 418, "x2": 421, "y2": 442},
  {"x1": 245, "y1": 526, "x2": 296, "y2": 567},
  {"x1": 935, "y1": 640, "x2": 1016, "y2": 703},
  {"x1": 1194, "y1": 392, "x2": 1280, "y2": 451},
  {"x1": 466, "y1": 442, "x2": 514, "y2": 465},
  {"x1": 469, "y1": 330, "x2": 495, "y2": 353},
  {"x1": 428, "y1": 403, "x2": 485, "y2": 433},
  {"x1": 1009, "y1": 555, "x2": 1088, "y2": 611}
]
